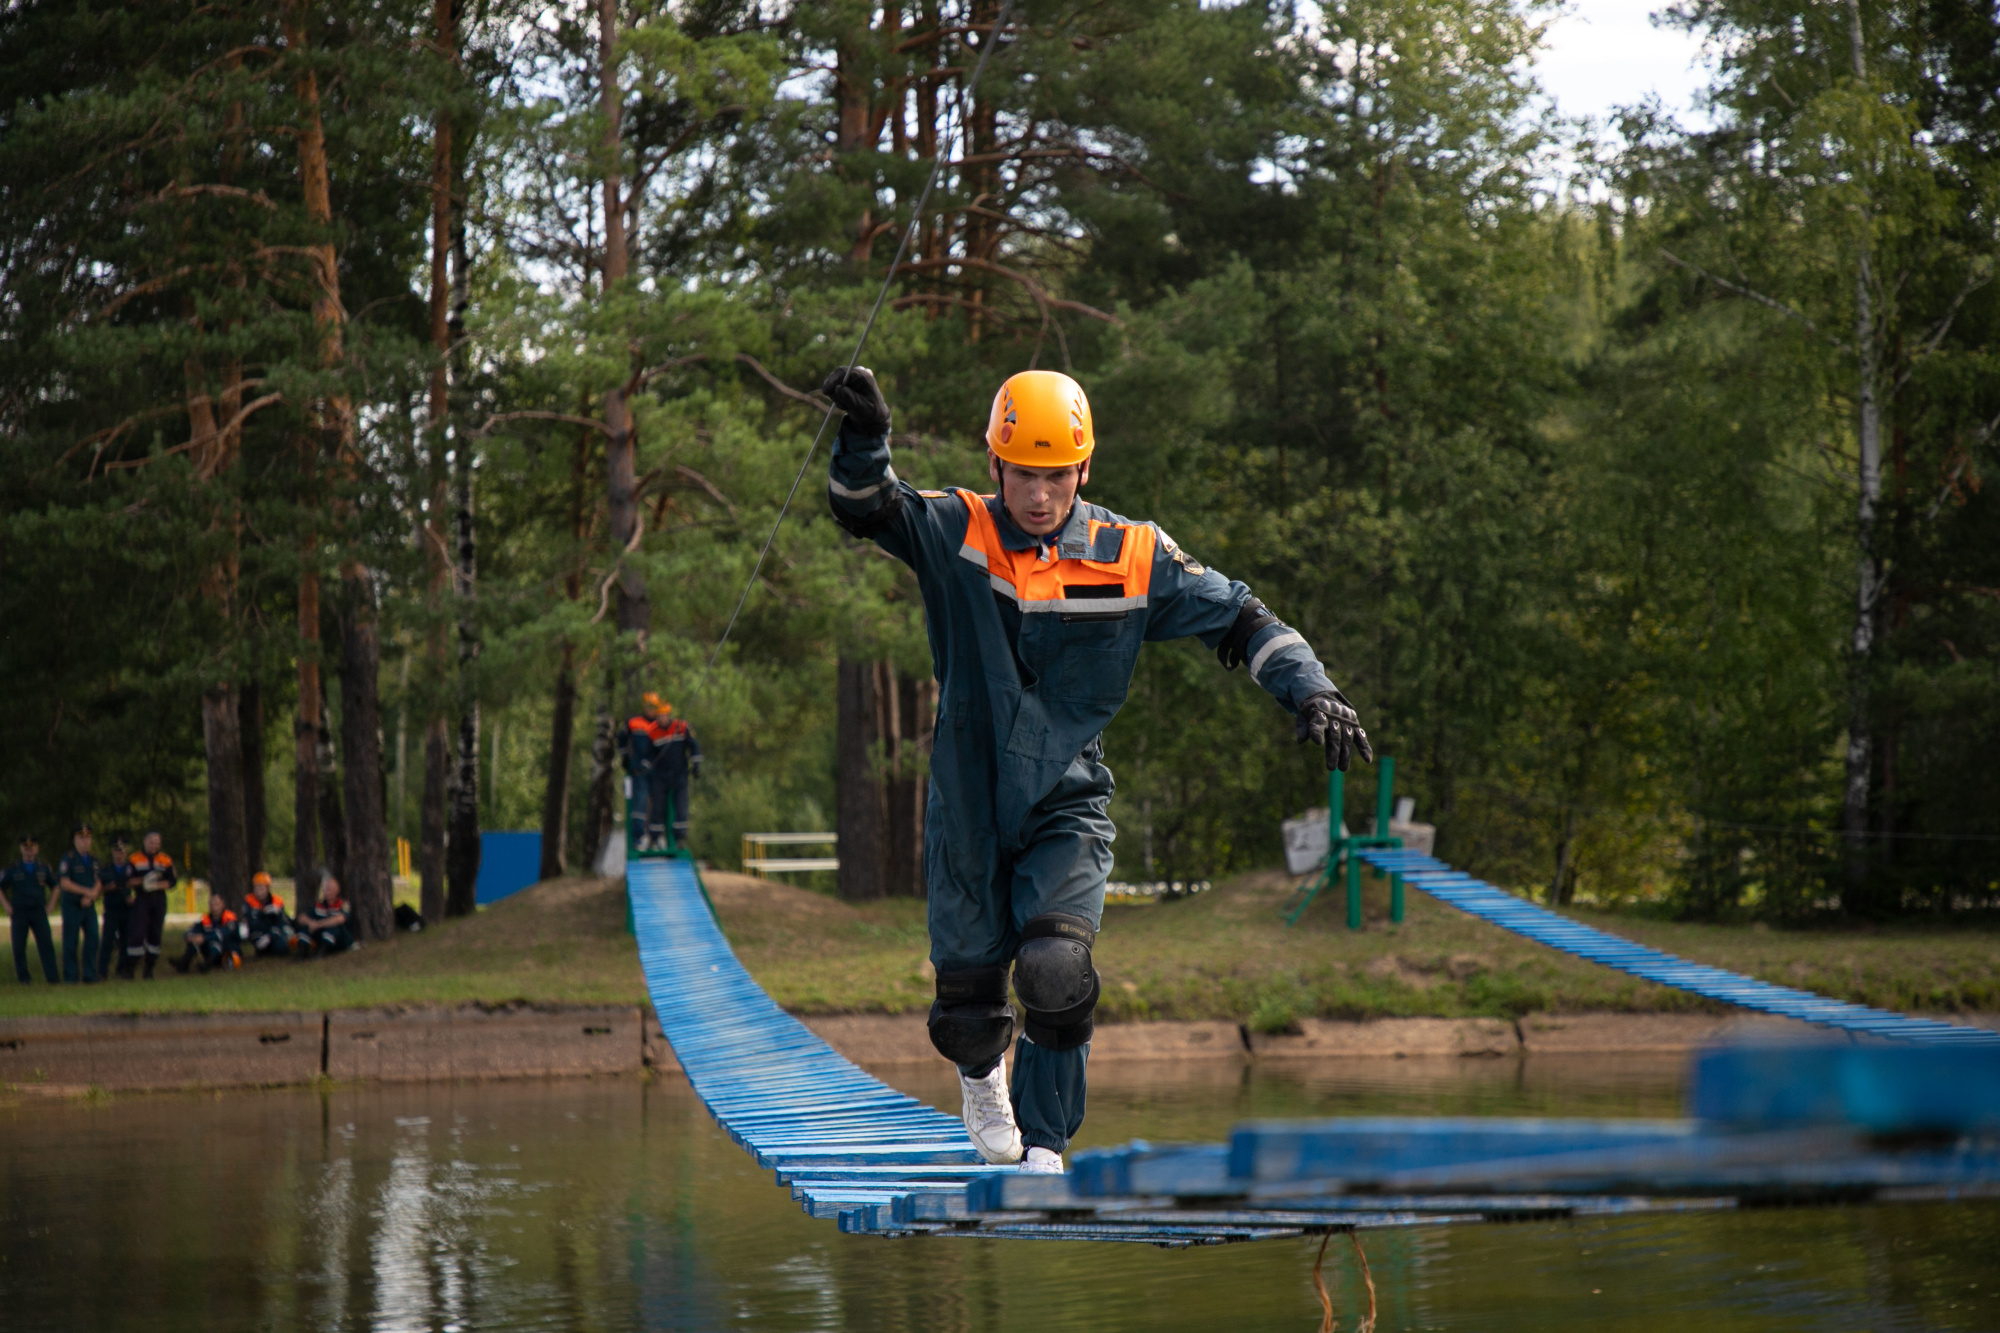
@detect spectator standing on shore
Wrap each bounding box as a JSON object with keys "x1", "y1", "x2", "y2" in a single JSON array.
[
  {"x1": 119, "y1": 829, "x2": 176, "y2": 980},
  {"x1": 296, "y1": 872, "x2": 354, "y2": 957},
  {"x1": 4, "y1": 835, "x2": 60, "y2": 984},
  {"x1": 95, "y1": 834, "x2": 132, "y2": 979},
  {"x1": 240, "y1": 872, "x2": 294, "y2": 957},
  {"x1": 56, "y1": 825, "x2": 100, "y2": 983},
  {"x1": 170, "y1": 893, "x2": 241, "y2": 973}
]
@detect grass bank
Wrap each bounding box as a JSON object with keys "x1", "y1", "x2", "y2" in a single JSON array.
[{"x1": 2, "y1": 868, "x2": 1994, "y2": 1026}]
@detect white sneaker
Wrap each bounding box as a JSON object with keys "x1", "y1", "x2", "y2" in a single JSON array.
[
  {"x1": 959, "y1": 1063, "x2": 1024, "y2": 1164},
  {"x1": 1020, "y1": 1146, "x2": 1064, "y2": 1175}
]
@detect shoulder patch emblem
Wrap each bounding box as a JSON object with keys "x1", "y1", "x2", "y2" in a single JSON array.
[
  {"x1": 917, "y1": 489, "x2": 948, "y2": 498},
  {"x1": 1156, "y1": 528, "x2": 1206, "y2": 576}
]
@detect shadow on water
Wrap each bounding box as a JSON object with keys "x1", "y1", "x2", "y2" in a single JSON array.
[{"x1": 0, "y1": 1055, "x2": 1993, "y2": 1332}]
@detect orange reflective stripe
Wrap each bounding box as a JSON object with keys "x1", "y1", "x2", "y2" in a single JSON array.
[{"x1": 954, "y1": 489, "x2": 1154, "y2": 610}]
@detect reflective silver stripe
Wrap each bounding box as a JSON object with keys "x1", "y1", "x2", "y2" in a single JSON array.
[
  {"x1": 989, "y1": 574, "x2": 1016, "y2": 599},
  {"x1": 960, "y1": 542, "x2": 990, "y2": 569},
  {"x1": 829, "y1": 466, "x2": 897, "y2": 500},
  {"x1": 1025, "y1": 593, "x2": 1148, "y2": 614},
  {"x1": 1248, "y1": 629, "x2": 1306, "y2": 680}
]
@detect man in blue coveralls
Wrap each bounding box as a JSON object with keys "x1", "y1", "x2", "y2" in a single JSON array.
[{"x1": 822, "y1": 366, "x2": 1373, "y2": 1174}]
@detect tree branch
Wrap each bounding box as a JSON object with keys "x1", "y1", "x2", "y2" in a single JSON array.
[{"x1": 1658, "y1": 247, "x2": 1839, "y2": 348}]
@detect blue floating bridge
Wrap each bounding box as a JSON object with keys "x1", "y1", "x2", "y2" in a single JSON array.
[
  {"x1": 1352, "y1": 847, "x2": 2000, "y2": 1048},
  {"x1": 630, "y1": 855, "x2": 2000, "y2": 1244}
]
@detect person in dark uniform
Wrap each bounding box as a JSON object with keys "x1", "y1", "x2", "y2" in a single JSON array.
[
  {"x1": 646, "y1": 695, "x2": 701, "y2": 851},
  {"x1": 119, "y1": 829, "x2": 177, "y2": 980},
  {"x1": 170, "y1": 893, "x2": 242, "y2": 973},
  {"x1": 95, "y1": 834, "x2": 133, "y2": 980},
  {"x1": 295, "y1": 872, "x2": 355, "y2": 957},
  {"x1": 4, "y1": 835, "x2": 60, "y2": 984},
  {"x1": 56, "y1": 824, "x2": 100, "y2": 983},
  {"x1": 240, "y1": 871, "x2": 295, "y2": 957}
]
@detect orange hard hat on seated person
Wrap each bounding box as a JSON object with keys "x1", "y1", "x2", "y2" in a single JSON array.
[{"x1": 986, "y1": 370, "x2": 1094, "y2": 469}]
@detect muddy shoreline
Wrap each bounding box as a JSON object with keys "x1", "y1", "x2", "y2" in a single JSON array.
[{"x1": 9, "y1": 1006, "x2": 1990, "y2": 1097}]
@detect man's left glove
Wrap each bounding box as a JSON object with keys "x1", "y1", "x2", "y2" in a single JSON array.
[
  {"x1": 691, "y1": 755, "x2": 704, "y2": 781},
  {"x1": 821, "y1": 366, "x2": 892, "y2": 435},
  {"x1": 1296, "y1": 689, "x2": 1374, "y2": 772}
]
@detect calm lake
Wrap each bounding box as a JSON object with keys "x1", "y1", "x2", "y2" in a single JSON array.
[{"x1": 1, "y1": 1055, "x2": 1993, "y2": 1331}]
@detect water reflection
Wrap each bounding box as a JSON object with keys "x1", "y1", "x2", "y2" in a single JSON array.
[{"x1": 0, "y1": 1056, "x2": 1992, "y2": 1332}]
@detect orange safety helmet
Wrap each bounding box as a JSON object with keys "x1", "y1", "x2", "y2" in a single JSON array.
[
  {"x1": 252, "y1": 871, "x2": 272, "y2": 888},
  {"x1": 985, "y1": 370, "x2": 1094, "y2": 469},
  {"x1": 641, "y1": 691, "x2": 673, "y2": 718}
]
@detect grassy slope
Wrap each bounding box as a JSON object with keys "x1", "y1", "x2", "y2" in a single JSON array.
[{"x1": 1, "y1": 868, "x2": 1994, "y2": 1023}]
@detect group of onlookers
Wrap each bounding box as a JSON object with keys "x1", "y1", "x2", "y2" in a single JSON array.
[{"x1": 4, "y1": 825, "x2": 357, "y2": 984}]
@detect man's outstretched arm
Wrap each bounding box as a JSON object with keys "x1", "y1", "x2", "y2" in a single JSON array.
[
  {"x1": 1143, "y1": 532, "x2": 1374, "y2": 771},
  {"x1": 823, "y1": 367, "x2": 918, "y2": 561}
]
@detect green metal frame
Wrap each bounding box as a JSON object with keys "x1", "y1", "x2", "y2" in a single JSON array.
[{"x1": 1283, "y1": 755, "x2": 1403, "y2": 929}]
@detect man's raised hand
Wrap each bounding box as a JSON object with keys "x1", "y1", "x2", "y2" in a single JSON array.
[
  {"x1": 821, "y1": 366, "x2": 892, "y2": 435},
  {"x1": 1296, "y1": 690, "x2": 1375, "y2": 772}
]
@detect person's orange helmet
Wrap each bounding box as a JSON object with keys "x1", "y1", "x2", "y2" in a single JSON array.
[
  {"x1": 985, "y1": 370, "x2": 1094, "y2": 468},
  {"x1": 252, "y1": 871, "x2": 272, "y2": 888},
  {"x1": 642, "y1": 691, "x2": 672, "y2": 718}
]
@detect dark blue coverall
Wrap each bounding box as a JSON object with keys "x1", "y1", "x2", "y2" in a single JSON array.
[
  {"x1": 5, "y1": 857, "x2": 59, "y2": 984},
  {"x1": 651, "y1": 719, "x2": 700, "y2": 848},
  {"x1": 827, "y1": 422, "x2": 1337, "y2": 1152},
  {"x1": 56, "y1": 849, "x2": 98, "y2": 982},
  {"x1": 95, "y1": 855, "x2": 131, "y2": 978}
]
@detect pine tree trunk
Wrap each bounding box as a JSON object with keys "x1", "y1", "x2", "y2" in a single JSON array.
[
  {"x1": 339, "y1": 582, "x2": 394, "y2": 940},
  {"x1": 239, "y1": 681, "x2": 266, "y2": 874},
  {"x1": 419, "y1": 0, "x2": 457, "y2": 926},
  {"x1": 420, "y1": 720, "x2": 448, "y2": 922},
  {"x1": 836, "y1": 656, "x2": 888, "y2": 901},
  {"x1": 294, "y1": 574, "x2": 321, "y2": 886},
  {"x1": 202, "y1": 685, "x2": 251, "y2": 911},
  {"x1": 885, "y1": 672, "x2": 933, "y2": 897},
  {"x1": 582, "y1": 674, "x2": 617, "y2": 873},
  {"x1": 444, "y1": 98, "x2": 481, "y2": 919},
  {"x1": 1840, "y1": 0, "x2": 1882, "y2": 903},
  {"x1": 541, "y1": 646, "x2": 577, "y2": 880},
  {"x1": 600, "y1": 0, "x2": 649, "y2": 660},
  {"x1": 316, "y1": 686, "x2": 346, "y2": 891}
]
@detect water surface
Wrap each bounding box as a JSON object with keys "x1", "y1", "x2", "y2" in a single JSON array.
[{"x1": 1, "y1": 1055, "x2": 1992, "y2": 1331}]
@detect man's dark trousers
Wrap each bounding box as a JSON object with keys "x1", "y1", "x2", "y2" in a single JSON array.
[
  {"x1": 12, "y1": 903, "x2": 58, "y2": 983},
  {"x1": 97, "y1": 890, "x2": 128, "y2": 979},
  {"x1": 60, "y1": 896, "x2": 98, "y2": 982}
]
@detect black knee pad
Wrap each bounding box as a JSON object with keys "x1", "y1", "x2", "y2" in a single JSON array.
[
  {"x1": 1013, "y1": 913, "x2": 1100, "y2": 1050},
  {"x1": 927, "y1": 965, "x2": 1016, "y2": 1069}
]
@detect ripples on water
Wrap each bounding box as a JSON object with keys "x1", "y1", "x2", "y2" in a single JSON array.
[{"x1": 0, "y1": 1054, "x2": 1992, "y2": 1331}]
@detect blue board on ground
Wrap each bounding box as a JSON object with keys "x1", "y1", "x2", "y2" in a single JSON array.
[{"x1": 475, "y1": 831, "x2": 542, "y2": 905}]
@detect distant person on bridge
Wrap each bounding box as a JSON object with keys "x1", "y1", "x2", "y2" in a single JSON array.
[
  {"x1": 822, "y1": 366, "x2": 1372, "y2": 1175},
  {"x1": 622, "y1": 693, "x2": 701, "y2": 852}
]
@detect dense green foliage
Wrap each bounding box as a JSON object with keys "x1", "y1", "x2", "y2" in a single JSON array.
[{"x1": 1, "y1": 0, "x2": 1993, "y2": 916}]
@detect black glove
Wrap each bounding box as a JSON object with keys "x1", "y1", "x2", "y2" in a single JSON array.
[
  {"x1": 821, "y1": 365, "x2": 892, "y2": 435},
  {"x1": 1296, "y1": 689, "x2": 1374, "y2": 772}
]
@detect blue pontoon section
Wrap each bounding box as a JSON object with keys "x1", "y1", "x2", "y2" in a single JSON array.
[
  {"x1": 1354, "y1": 847, "x2": 2000, "y2": 1048},
  {"x1": 630, "y1": 857, "x2": 1999, "y2": 1245}
]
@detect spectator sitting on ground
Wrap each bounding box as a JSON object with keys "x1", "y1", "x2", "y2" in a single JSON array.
[
  {"x1": 170, "y1": 893, "x2": 241, "y2": 973},
  {"x1": 240, "y1": 871, "x2": 294, "y2": 957},
  {"x1": 295, "y1": 872, "x2": 355, "y2": 958}
]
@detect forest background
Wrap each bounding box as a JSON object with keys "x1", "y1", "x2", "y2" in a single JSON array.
[{"x1": 2, "y1": 0, "x2": 1995, "y2": 942}]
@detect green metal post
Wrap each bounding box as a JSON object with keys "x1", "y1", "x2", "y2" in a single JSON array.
[
  {"x1": 1328, "y1": 767, "x2": 1345, "y2": 844},
  {"x1": 1346, "y1": 840, "x2": 1362, "y2": 930},
  {"x1": 1375, "y1": 755, "x2": 1396, "y2": 843},
  {"x1": 1390, "y1": 872, "x2": 1405, "y2": 924}
]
